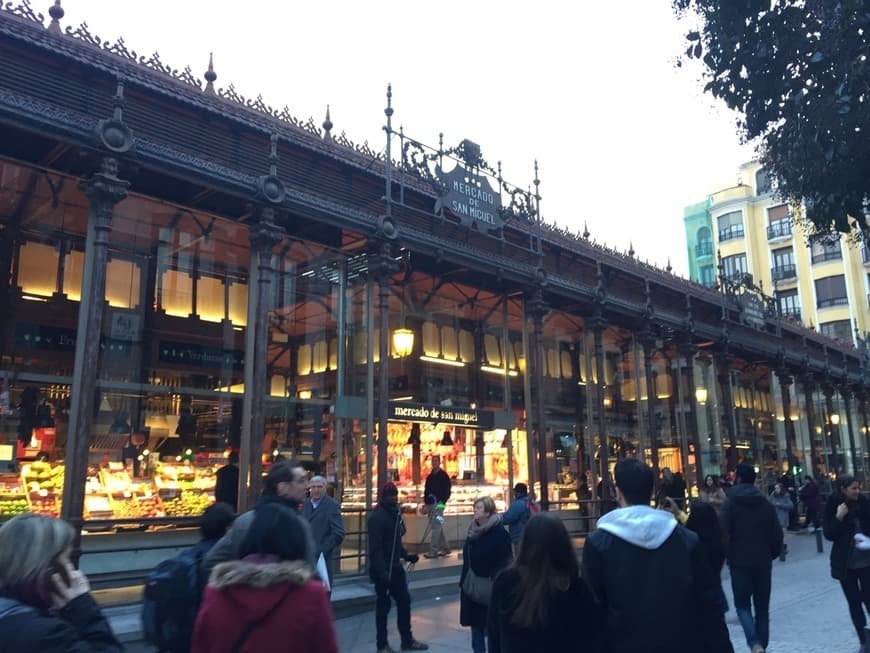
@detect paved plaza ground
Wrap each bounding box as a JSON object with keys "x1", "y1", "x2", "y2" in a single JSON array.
[{"x1": 124, "y1": 530, "x2": 858, "y2": 652}]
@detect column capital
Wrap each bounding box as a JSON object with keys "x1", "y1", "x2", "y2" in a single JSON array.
[
  {"x1": 367, "y1": 239, "x2": 399, "y2": 281},
  {"x1": 525, "y1": 287, "x2": 549, "y2": 321},
  {"x1": 250, "y1": 206, "x2": 283, "y2": 253},
  {"x1": 80, "y1": 155, "x2": 129, "y2": 224}
]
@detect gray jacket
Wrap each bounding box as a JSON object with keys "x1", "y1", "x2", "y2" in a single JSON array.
[
  {"x1": 302, "y1": 494, "x2": 345, "y2": 560},
  {"x1": 203, "y1": 496, "x2": 317, "y2": 578}
]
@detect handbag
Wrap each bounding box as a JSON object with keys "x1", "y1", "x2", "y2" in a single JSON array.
[{"x1": 461, "y1": 568, "x2": 494, "y2": 605}]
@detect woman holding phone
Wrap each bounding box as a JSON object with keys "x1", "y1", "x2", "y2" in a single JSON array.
[{"x1": 0, "y1": 513, "x2": 121, "y2": 652}]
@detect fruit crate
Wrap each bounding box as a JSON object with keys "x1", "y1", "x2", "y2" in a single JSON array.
[{"x1": 0, "y1": 473, "x2": 28, "y2": 521}]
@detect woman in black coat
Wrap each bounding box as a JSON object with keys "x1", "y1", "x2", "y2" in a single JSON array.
[
  {"x1": 460, "y1": 496, "x2": 512, "y2": 653},
  {"x1": 488, "y1": 514, "x2": 602, "y2": 653},
  {"x1": 685, "y1": 499, "x2": 728, "y2": 613},
  {"x1": 824, "y1": 475, "x2": 870, "y2": 652},
  {"x1": 0, "y1": 513, "x2": 122, "y2": 653}
]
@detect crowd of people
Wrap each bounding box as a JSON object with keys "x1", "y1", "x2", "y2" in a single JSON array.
[{"x1": 0, "y1": 456, "x2": 868, "y2": 653}]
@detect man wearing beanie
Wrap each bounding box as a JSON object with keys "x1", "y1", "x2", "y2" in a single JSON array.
[{"x1": 367, "y1": 482, "x2": 428, "y2": 653}]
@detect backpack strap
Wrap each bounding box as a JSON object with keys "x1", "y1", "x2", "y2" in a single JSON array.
[{"x1": 229, "y1": 583, "x2": 295, "y2": 653}]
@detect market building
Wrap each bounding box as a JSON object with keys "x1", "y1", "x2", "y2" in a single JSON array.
[{"x1": 1, "y1": 2, "x2": 869, "y2": 583}]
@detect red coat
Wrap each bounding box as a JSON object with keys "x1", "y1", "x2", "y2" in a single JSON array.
[{"x1": 192, "y1": 558, "x2": 338, "y2": 653}]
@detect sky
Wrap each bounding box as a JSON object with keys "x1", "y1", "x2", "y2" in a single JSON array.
[{"x1": 56, "y1": 0, "x2": 756, "y2": 276}]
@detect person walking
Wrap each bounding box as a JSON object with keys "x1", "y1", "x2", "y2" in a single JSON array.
[
  {"x1": 423, "y1": 456, "x2": 451, "y2": 558},
  {"x1": 685, "y1": 499, "x2": 729, "y2": 614},
  {"x1": 204, "y1": 460, "x2": 315, "y2": 577},
  {"x1": 0, "y1": 513, "x2": 122, "y2": 652},
  {"x1": 459, "y1": 496, "x2": 512, "y2": 653},
  {"x1": 768, "y1": 483, "x2": 794, "y2": 560},
  {"x1": 501, "y1": 482, "x2": 534, "y2": 552},
  {"x1": 192, "y1": 502, "x2": 338, "y2": 653},
  {"x1": 800, "y1": 475, "x2": 821, "y2": 531},
  {"x1": 721, "y1": 463, "x2": 783, "y2": 653},
  {"x1": 488, "y1": 514, "x2": 602, "y2": 653},
  {"x1": 700, "y1": 474, "x2": 727, "y2": 514},
  {"x1": 302, "y1": 475, "x2": 345, "y2": 588},
  {"x1": 823, "y1": 475, "x2": 870, "y2": 653},
  {"x1": 214, "y1": 450, "x2": 240, "y2": 510},
  {"x1": 368, "y1": 482, "x2": 428, "y2": 653},
  {"x1": 583, "y1": 458, "x2": 733, "y2": 653}
]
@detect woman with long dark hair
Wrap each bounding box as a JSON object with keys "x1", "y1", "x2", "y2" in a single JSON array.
[
  {"x1": 685, "y1": 499, "x2": 728, "y2": 613},
  {"x1": 824, "y1": 475, "x2": 870, "y2": 653},
  {"x1": 193, "y1": 502, "x2": 338, "y2": 653},
  {"x1": 487, "y1": 514, "x2": 601, "y2": 653}
]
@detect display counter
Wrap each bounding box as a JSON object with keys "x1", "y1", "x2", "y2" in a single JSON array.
[{"x1": 341, "y1": 482, "x2": 507, "y2": 514}]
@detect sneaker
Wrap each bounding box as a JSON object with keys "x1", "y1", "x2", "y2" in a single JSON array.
[
  {"x1": 438, "y1": 549, "x2": 452, "y2": 557},
  {"x1": 401, "y1": 641, "x2": 429, "y2": 651},
  {"x1": 423, "y1": 552, "x2": 439, "y2": 559},
  {"x1": 751, "y1": 644, "x2": 765, "y2": 653}
]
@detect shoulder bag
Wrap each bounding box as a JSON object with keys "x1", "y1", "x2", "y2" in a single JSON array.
[{"x1": 462, "y1": 568, "x2": 494, "y2": 605}]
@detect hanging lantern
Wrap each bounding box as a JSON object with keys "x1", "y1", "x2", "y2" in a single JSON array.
[
  {"x1": 392, "y1": 328, "x2": 415, "y2": 358},
  {"x1": 440, "y1": 429, "x2": 454, "y2": 446},
  {"x1": 695, "y1": 386, "x2": 708, "y2": 406}
]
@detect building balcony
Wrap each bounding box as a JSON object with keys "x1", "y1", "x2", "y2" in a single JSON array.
[
  {"x1": 771, "y1": 264, "x2": 797, "y2": 282},
  {"x1": 817, "y1": 297, "x2": 849, "y2": 309},
  {"x1": 812, "y1": 250, "x2": 842, "y2": 264},
  {"x1": 695, "y1": 242, "x2": 713, "y2": 257},
  {"x1": 767, "y1": 221, "x2": 793, "y2": 240},
  {"x1": 718, "y1": 225, "x2": 745, "y2": 242},
  {"x1": 781, "y1": 308, "x2": 802, "y2": 322}
]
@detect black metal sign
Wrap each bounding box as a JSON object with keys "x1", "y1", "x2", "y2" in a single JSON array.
[
  {"x1": 437, "y1": 166, "x2": 503, "y2": 231},
  {"x1": 388, "y1": 401, "x2": 495, "y2": 429}
]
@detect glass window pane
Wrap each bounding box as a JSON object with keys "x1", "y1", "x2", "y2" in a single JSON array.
[{"x1": 18, "y1": 242, "x2": 57, "y2": 297}]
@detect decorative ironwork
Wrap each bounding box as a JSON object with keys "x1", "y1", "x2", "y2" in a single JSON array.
[
  {"x1": 65, "y1": 21, "x2": 102, "y2": 47},
  {"x1": 2, "y1": 0, "x2": 43, "y2": 24}
]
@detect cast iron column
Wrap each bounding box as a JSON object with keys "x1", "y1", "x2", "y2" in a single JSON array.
[
  {"x1": 61, "y1": 156, "x2": 129, "y2": 548},
  {"x1": 239, "y1": 135, "x2": 285, "y2": 508},
  {"x1": 639, "y1": 334, "x2": 660, "y2": 477},
  {"x1": 717, "y1": 353, "x2": 739, "y2": 470},
  {"x1": 823, "y1": 383, "x2": 840, "y2": 472},
  {"x1": 592, "y1": 319, "x2": 609, "y2": 501},
  {"x1": 244, "y1": 209, "x2": 282, "y2": 505},
  {"x1": 680, "y1": 343, "x2": 703, "y2": 487},
  {"x1": 776, "y1": 371, "x2": 797, "y2": 471},
  {"x1": 61, "y1": 84, "x2": 131, "y2": 559},
  {"x1": 528, "y1": 289, "x2": 549, "y2": 510},
  {"x1": 371, "y1": 241, "x2": 398, "y2": 489},
  {"x1": 802, "y1": 375, "x2": 820, "y2": 480},
  {"x1": 842, "y1": 387, "x2": 859, "y2": 477}
]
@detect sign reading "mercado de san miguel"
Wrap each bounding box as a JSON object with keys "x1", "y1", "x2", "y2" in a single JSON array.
[
  {"x1": 438, "y1": 166, "x2": 504, "y2": 231},
  {"x1": 387, "y1": 401, "x2": 495, "y2": 429}
]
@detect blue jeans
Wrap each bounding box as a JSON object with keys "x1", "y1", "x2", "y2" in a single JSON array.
[
  {"x1": 730, "y1": 565, "x2": 772, "y2": 649},
  {"x1": 471, "y1": 625, "x2": 486, "y2": 653}
]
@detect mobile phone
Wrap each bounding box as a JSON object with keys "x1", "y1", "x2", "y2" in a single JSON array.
[{"x1": 44, "y1": 558, "x2": 71, "y2": 594}]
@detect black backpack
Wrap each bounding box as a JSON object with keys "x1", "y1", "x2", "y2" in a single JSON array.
[{"x1": 142, "y1": 545, "x2": 205, "y2": 652}]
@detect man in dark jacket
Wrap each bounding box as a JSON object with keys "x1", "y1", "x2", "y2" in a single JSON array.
[
  {"x1": 423, "y1": 455, "x2": 451, "y2": 558},
  {"x1": 583, "y1": 458, "x2": 733, "y2": 653},
  {"x1": 367, "y1": 482, "x2": 427, "y2": 653},
  {"x1": 214, "y1": 450, "x2": 239, "y2": 510},
  {"x1": 501, "y1": 482, "x2": 533, "y2": 550},
  {"x1": 721, "y1": 463, "x2": 783, "y2": 653},
  {"x1": 302, "y1": 475, "x2": 345, "y2": 587}
]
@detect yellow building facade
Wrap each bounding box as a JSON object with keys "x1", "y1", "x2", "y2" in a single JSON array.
[{"x1": 686, "y1": 161, "x2": 870, "y2": 346}]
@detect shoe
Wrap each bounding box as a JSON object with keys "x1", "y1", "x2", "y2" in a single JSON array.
[
  {"x1": 751, "y1": 644, "x2": 765, "y2": 653},
  {"x1": 423, "y1": 552, "x2": 438, "y2": 559},
  {"x1": 438, "y1": 549, "x2": 452, "y2": 557},
  {"x1": 401, "y1": 641, "x2": 429, "y2": 651}
]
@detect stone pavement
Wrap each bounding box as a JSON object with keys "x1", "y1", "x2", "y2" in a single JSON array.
[{"x1": 123, "y1": 530, "x2": 857, "y2": 652}]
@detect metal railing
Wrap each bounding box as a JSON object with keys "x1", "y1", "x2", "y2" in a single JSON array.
[
  {"x1": 767, "y1": 221, "x2": 793, "y2": 240},
  {"x1": 812, "y1": 250, "x2": 842, "y2": 264},
  {"x1": 772, "y1": 264, "x2": 796, "y2": 282},
  {"x1": 818, "y1": 296, "x2": 849, "y2": 309},
  {"x1": 695, "y1": 242, "x2": 713, "y2": 257},
  {"x1": 718, "y1": 225, "x2": 745, "y2": 242}
]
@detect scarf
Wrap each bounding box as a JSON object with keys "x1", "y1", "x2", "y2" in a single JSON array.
[{"x1": 467, "y1": 512, "x2": 502, "y2": 540}]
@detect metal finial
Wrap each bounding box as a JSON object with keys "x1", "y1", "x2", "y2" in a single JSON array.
[
  {"x1": 628, "y1": 241, "x2": 635, "y2": 258},
  {"x1": 47, "y1": 0, "x2": 64, "y2": 33},
  {"x1": 582, "y1": 221, "x2": 590, "y2": 239},
  {"x1": 269, "y1": 133, "x2": 279, "y2": 176},
  {"x1": 322, "y1": 105, "x2": 333, "y2": 140},
  {"x1": 666, "y1": 257, "x2": 673, "y2": 274},
  {"x1": 112, "y1": 79, "x2": 125, "y2": 121},
  {"x1": 385, "y1": 84, "x2": 393, "y2": 119},
  {"x1": 204, "y1": 53, "x2": 217, "y2": 95}
]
